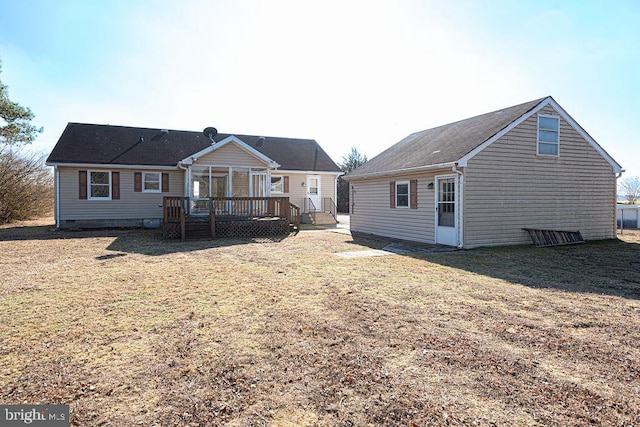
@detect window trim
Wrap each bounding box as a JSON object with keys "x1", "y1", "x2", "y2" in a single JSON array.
[
  {"x1": 270, "y1": 175, "x2": 284, "y2": 194},
  {"x1": 395, "y1": 180, "x2": 410, "y2": 208},
  {"x1": 88, "y1": 170, "x2": 112, "y2": 200},
  {"x1": 142, "y1": 171, "x2": 162, "y2": 193},
  {"x1": 537, "y1": 114, "x2": 560, "y2": 157}
]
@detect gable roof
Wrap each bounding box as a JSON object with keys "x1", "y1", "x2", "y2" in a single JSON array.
[
  {"x1": 46, "y1": 123, "x2": 341, "y2": 172},
  {"x1": 346, "y1": 96, "x2": 622, "y2": 179},
  {"x1": 182, "y1": 135, "x2": 280, "y2": 168}
]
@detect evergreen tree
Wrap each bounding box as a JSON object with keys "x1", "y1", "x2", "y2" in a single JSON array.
[
  {"x1": 0, "y1": 62, "x2": 43, "y2": 146},
  {"x1": 337, "y1": 147, "x2": 367, "y2": 213}
]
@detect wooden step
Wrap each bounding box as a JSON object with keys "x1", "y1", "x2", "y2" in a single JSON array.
[
  {"x1": 185, "y1": 222, "x2": 213, "y2": 240},
  {"x1": 523, "y1": 228, "x2": 585, "y2": 247}
]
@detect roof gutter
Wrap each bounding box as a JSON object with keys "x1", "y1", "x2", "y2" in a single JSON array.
[
  {"x1": 45, "y1": 162, "x2": 179, "y2": 170},
  {"x1": 275, "y1": 169, "x2": 343, "y2": 176},
  {"x1": 345, "y1": 162, "x2": 457, "y2": 180}
]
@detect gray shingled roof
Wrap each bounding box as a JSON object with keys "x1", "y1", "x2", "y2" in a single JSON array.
[
  {"x1": 46, "y1": 123, "x2": 341, "y2": 172},
  {"x1": 346, "y1": 97, "x2": 546, "y2": 179}
]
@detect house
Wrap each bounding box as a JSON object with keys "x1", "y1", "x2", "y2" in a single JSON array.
[
  {"x1": 46, "y1": 123, "x2": 342, "y2": 235},
  {"x1": 344, "y1": 96, "x2": 623, "y2": 248}
]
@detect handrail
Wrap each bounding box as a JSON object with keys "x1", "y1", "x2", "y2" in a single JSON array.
[
  {"x1": 323, "y1": 197, "x2": 337, "y2": 221},
  {"x1": 305, "y1": 198, "x2": 317, "y2": 224},
  {"x1": 289, "y1": 203, "x2": 301, "y2": 229}
]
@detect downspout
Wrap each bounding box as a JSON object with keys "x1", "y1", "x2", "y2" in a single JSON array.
[
  {"x1": 54, "y1": 165, "x2": 60, "y2": 229},
  {"x1": 452, "y1": 164, "x2": 464, "y2": 248},
  {"x1": 178, "y1": 162, "x2": 190, "y2": 213},
  {"x1": 615, "y1": 171, "x2": 624, "y2": 236},
  {"x1": 178, "y1": 162, "x2": 189, "y2": 195}
]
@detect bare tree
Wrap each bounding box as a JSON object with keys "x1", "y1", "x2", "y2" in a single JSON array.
[
  {"x1": 619, "y1": 176, "x2": 640, "y2": 204},
  {"x1": 0, "y1": 148, "x2": 53, "y2": 224},
  {"x1": 0, "y1": 58, "x2": 50, "y2": 224}
]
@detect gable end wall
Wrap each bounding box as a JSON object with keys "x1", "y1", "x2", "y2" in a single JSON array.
[
  {"x1": 194, "y1": 143, "x2": 268, "y2": 167},
  {"x1": 463, "y1": 105, "x2": 616, "y2": 247}
]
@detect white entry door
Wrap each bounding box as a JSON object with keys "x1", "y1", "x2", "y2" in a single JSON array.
[
  {"x1": 306, "y1": 175, "x2": 321, "y2": 212},
  {"x1": 435, "y1": 176, "x2": 457, "y2": 246}
]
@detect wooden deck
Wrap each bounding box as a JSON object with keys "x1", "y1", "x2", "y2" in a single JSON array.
[{"x1": 162, "y1": 196, "x2": 300, "y2": 240}]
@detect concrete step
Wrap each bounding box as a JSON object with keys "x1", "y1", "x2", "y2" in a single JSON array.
[{"x1": 301, "y1": 212, "x2": 337, "y2": 225}]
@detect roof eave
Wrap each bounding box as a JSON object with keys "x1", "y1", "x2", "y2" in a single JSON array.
[
  {"x1": 45, "y1": 162, "x2": 180, "y2": 170},
  {"x1": 344, "y1": 162, "x2": 457, "y2": 180}
]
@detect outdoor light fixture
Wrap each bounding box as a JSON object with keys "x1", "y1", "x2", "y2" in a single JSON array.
[
  {"x1": 301, "y1": 182, "x2": 306, "y2": 187},
  {"x1": 428, "y1": 182, "x2": 434, "y2": 189}
]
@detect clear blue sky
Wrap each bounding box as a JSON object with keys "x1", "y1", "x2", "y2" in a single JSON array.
[{"x1": 1, "y1": 0, "x2": 638, "y2": 177}]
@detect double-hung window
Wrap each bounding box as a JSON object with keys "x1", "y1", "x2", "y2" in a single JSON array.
[
  {"x1": 538, "y1": 115, "x2": 559, "y2": 156},
  {"x1": 89, "y1": 171, "x2": 111, "y2": 199},
  {"x1": 271, "y1": 176, "x2": 283, "y2": 193},
  {"x1": 143, "y1": 172, "x2": 161, "y2": 192},
  {"x1": 396, "y1": 181, "x2": 409, "y2": 208}
]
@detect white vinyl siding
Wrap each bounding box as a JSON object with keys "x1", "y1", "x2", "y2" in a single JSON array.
[
  {"x1": 464, "y1": 105, "x2": 616, "y2": 248},
  {"x1": 57, "y1": 167, "x2": 184, "y2": 220},
  {"x1": 350, "y1": 173, "x2": 438, "y2": 244}
]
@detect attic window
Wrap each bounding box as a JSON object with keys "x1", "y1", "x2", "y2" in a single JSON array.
[{"x1": 537, "y1": 115, "x2": 559, "y2": 156}]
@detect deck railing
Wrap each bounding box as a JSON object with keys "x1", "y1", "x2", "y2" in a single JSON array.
[
  {"x1": 163, "y1": 196, "x2": 188, "y2": 240},
  {"x1": 207, "y1": 196, "x2": 292, "y2": 219},
  {"x1": 164, "y1": 197, "x2": 299, "y2": 223},
  {"x1": 289, "y1": 203, "x2": 301, "y2": 229}
]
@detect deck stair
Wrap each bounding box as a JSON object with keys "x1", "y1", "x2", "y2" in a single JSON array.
[
  {"x1": 184, "y1": 219, "x2": 213, "y2": 240},
  {"x1": 523, "y1": 228, "x2": 585, "y2": 247}
]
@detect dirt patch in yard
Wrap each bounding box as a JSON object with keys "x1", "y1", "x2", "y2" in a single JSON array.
[{"x1": 0, "y1": 220, "x2": 638, "y2": 426}]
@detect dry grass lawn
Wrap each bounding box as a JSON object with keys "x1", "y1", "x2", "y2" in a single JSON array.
[{"x1": 0, "y1": 218, "x2": 639, "y2": 426}]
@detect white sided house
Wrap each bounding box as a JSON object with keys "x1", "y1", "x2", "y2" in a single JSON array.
[
  {"x1": 46, "y1": 124, "x2": 342, "y2": 230},
  {"x1": 345, "y1": 97, "x2": 623, "y2": 248}
]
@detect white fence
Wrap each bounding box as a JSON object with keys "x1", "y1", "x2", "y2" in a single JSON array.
[{"x1": 617, "y1": 204, "x2": 640, "y2": 229}]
